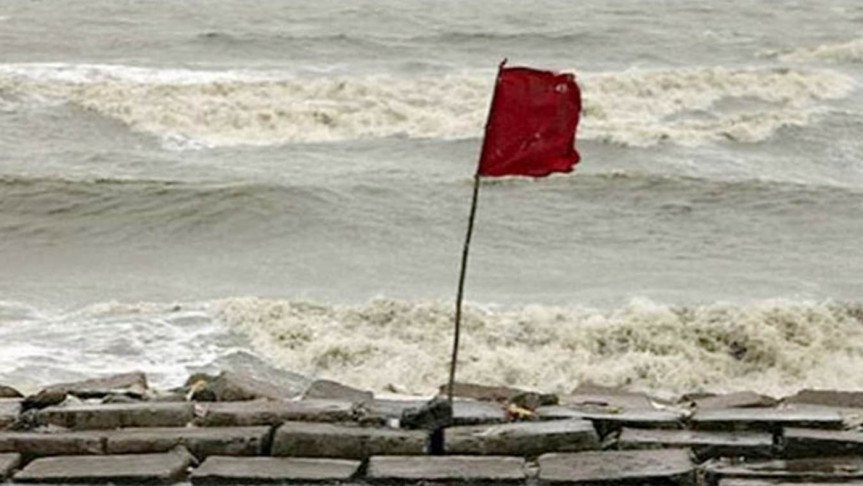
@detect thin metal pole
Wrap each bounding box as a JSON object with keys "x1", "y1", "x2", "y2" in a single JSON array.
[{"x1": 447, "y1": 174, "x2": 481, "y2": 403}]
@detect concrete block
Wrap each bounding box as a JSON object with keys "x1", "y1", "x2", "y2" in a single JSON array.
[
  {"x1": 43, "y1": 372, "x2": 148, "y2": 399},
  {"x1": 196, "y1": 399, "x2": 354, "y2": 426},
  {"x1": 368, "y1": 455, "x2": 526, "y2": 484},
  {"x1": 302, "y1": 379, "x2": 373, "y2": 402},
  {"x1": 453, "y1": 400, "x2": 508, "y2": 426},
  {"x1": 784, "y1": 427, "x2": 863, "y2": 458},
  {"x1": 689, "y1": 392, "x2": 778, "y2": 410},
  {"x1": 537, "y1": 405, "x2": 683, "y2": 435},
  {"x1": 38, "y1": 402, "x2": 194, "y2": 429},
  {"x1": 617, "y1": 427, "x2": 774, "y2": 460},
  {"x1": 0, "y1": 431, "x2": 106, "y2": 457},
  {"x1": 0, "y1": 453, "x2": 20, "y2": 480},
  {"x1": 105, "y1": 426, "x2": 271, "y2": 460},
  {"x1": 272, "y1": 421, "x2": 427, "y2": 459},
  {"x1": 538, "y1": 449, "x2": 695, "y2": 484},
  {"x1": 445, "y1": 419, "x2": 600, "y2": 456},
  {"x1": 14, "y1": 446, "x2": 194, "y2": 483},
  {"x1": 691, "y1": 406, "x2": 844, "y2": 432},
  {"x1": 0, "y1": 399, "x2": 20, "y2": 430},
  {"x1": 191, "y1": 456, "x2": 361, "y2": 484},
  {"x1": 704, "y1": 456, "x2": 863, "y2": 483},
  {"x1": 785, "y1": 389, "x2": 863, "y2": 409}
]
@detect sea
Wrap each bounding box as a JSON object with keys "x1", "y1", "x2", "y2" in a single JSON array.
[{"x1": 1, "y1": 0, "x2": 863, "y2": 398}]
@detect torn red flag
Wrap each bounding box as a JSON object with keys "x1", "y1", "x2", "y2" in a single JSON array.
[{"x1": 477, "y1": 64, "x2": 582, "y2": 177}]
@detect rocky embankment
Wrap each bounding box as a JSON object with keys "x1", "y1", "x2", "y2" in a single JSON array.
[{"x1": 3, "y1": 373, "x2": 863, "y2": 484}]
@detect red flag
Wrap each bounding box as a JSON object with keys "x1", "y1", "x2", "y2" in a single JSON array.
[{"x1": 477, "y1": 64, "x2": 582, "y2": 177}]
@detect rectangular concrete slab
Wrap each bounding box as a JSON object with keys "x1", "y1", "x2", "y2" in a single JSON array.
[
  {"x1": 38, "y1": 402, "x2": 194, "y2": 429},
  {"x1": 445, "y1": 419, "x2": 600, "y2": 456},
  {"x1": 689, "y1": 392, "x2": 777, "y2": 410},
  {"x1": 1, "y1": 453, "x2": 20, "y2": 480},
  {"x1": 691, "y1": 406, "x2": 844, "y2": 432},
  {"x1": 191, "y1": 456, "x2": 361, "y2": 484},
  {"x1": 105, "y1": 426, "x2": 271, "y2": 459},
  {"x1": 453, "y1": 400, "x2": 508, "y2": 426},
  {"x1": 0, "y1": 399, "x2": 20, "y2": 430},
  {"x1": 786, "y1": 389, "x2": 863, "y2": 409},
  {"x1": 704, "y1": 456, "x2": 863, "y2": 483},
  {"x1": 0, "y1": 431, "x2": 106, "y2": 457},
  {"x1": 14, "y1": 447, "x2": 194, "y2": 483},
  {"x1": 538, "y1": 448, "x2": 695, "y2": 484},
  {"x1": 368, "y1": 455, "x2": 525, "y2": 484},
  {"x1": 272, "y1": 421, "x2": 427, "y2": 459},
  {"x1": 617, "y1": 427, "x2": 774, "y2": 460},
  {"x1": 784, "y1": 427, "x2": 863, "y2": 458},
  {"x1": 196, "y1": 399, "x2": 354, "y2": 426},
  {"x1": 537, "y1": 405, "x2": 683, "y2": 436}
]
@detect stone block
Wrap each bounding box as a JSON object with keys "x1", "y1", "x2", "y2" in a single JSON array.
[
  {"x1": 368, "y1": 455, "x2": 526, "y2": 484},
  {"x1": 704, "y1": 456, "x2": 863, "y2": 484},
  {"x1": 0, "y1": 399, "x2": 20, "y2": 430},
  {"x1": 302, "y1": 379, "x2": 373, "y2": 402},
  {"x1": 784, "y1": 427, "x2": 863, "y2": 458},
  {"x1": 537, "y1": 405, "x2": 683, "y2": 436},
  {"x1": 445, "y1": 419, "x2": 600, "y2": 456},
  {"x1": 691, "y1": 406, "x2": 844, "y2": 432},
  {"x1": 1, "y1": 453, "x2": 20, "y2": 480},
  {"x1": 785, "y1": 389, "x2": 863, "y2": 409},
  {"x1": 0, "y1": 386, "x2": 22, "y2": 399},
  {"x1": 440, "y1": 382, "x2": 556, "y2": 406},
  {"x1": 272, "y1": 421, "x2": 427, "y2": 459},
  {"x1": 191, "y1": 456, "x2": 361, "y2": 484},
  {"x1": 0, "y1": 431, "x2": 106, "y2": 457},
  {"x1": 616, "y1": 427, "x2": 774, "y2": 460},
  {"x1": 196, "y1": 399, "x2": 354, "y2": 426},
  {"x1": 538, "y1": 448, "x2": 695, "y2": 484},
  {"x1": 105, "y1": 426, "x2": 270, "y2": 459},
  {"x1": 690, "y1": 392, "x2": 778, "y2": 410},
  {"x1": 43, "y1": 372, "x2": 148, "y2": 399},
  {"x1": 14, "y1": 446, "x2": 194, "y2": 483},
  {"x1": 208, "y1": 371, "x2": 298, "y2": 401},
  {"x1": 38, "y1": 402, "x2": 194, "y2": 429},
  {"x1": 453, "y1": 400, "x2": 508, "y2": 426}
]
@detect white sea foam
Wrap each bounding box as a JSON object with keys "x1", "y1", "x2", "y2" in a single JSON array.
[
  {"x1": 216, "y1": 297, "x2": 863, "y2": 397},
  {"x1": 781, "y1": 38, "x2": 863, "y2": 63},
  {"x1": 0, "y1": 63, "x2": 854, "y2": 148}
]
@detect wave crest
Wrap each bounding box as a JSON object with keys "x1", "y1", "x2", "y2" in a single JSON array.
[{"x1": 780, "y1": 38, "x2": 863, "y2": 63}]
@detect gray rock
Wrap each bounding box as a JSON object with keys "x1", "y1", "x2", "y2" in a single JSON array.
[
  {"x1": 691, "y1": 406, "x2": 844, "y2": 432},
  {"x1": 0, "y1": 430, "x2": 105, "y2": 457},
  {"x1": 786, "y1": 389, "x2": 863, "y2": 408},
  {"x1": 105, "y1": 426, "x2": 270, "y2": 460},
  {"x1": 445, "y1": 419, "x2": 600, "y2": 456},
  {"x1": 196, "y1": 399, "x2": 354, "y2": 427},
  {"x1": 0, "y1": 453, "x2": 20, "y2": 480},
  {"x1": 564, "y1": 383, "x2": 658, "y2": 409},
  {"x1": 0, "y1": 399, "x2": 20, "y2": 430},
  {"x1": 689, "y1": 392, "x2": 778, "y2": 410},
  {"x1": 272, "y1": 421, "x2": 428, "y2": 459},
  {"x1": 538, "y1": 448, "x2": 695, "y2": 484},
  {"x1": 43, "y1": 372, "x2": 148, "y2": 399},
  {"x1": 401, "y1": 397, "x2": 453, "y2": 430},
  {"x1": 453, "y1": 400, "x2": 508, "y2": 426},
  {"x1": 302, "y1": 379, "x2": 374, "y2": 402},
  {"x1": 704, "y1": 456, "x2": 863, "y2": 483},
  {"x1": 537, "y1": 405, "x2": 684, "y2": 436},
  {"x1": 13, "y1": 446, "x2": 194, "y2": 483},
  {"x1": 37, "y1": 402, "x2": 194, "y2": 430},
  {"x1": 616, "y1": 427, "x2": 774, "y2": 460},
  {"x1": 21, "y1": 390, "x2": 67, "y2": 412},
  {"x1": 784, "y1": 427, "x2": 863, "y2": 458},
  {"x1": 368, "y1": 455, "x2": 526, "y2": 484},
  {"x1": 439, "y1": 382, "x2": 554, "y2": 405},
  {"x1": 191, "y1": 456, "x2": 361, "y2": 484},
  {"x1": 209, "y1": 371, "x2": 297, "y2": 401},
  {"x1": 354, "y1": 399, "x2": 423, "y2": 426},
  {"x1": 0, "y1": 386, "x2": 22, "y2": 399}
]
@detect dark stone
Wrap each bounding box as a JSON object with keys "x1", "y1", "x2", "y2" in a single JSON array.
[
  {"x1": 784, "y1": 427, "x2": 863, "y2": 458},
  {"x1": 509, "y1": 391, "x2": 558, "y2": 410},
  {"x1": 196, "y1": 399, "x2": 355, "y2": 427},
  {"x1": 0, "y1": 453, "x2": 20, "y2": 480},
  {"x1": 564, "y1": 383, "x2": 658, "y2": 409},
  {"x1": 439, "y1": 382, "x2": 548, "y2": 404},
  {"x1": 537, "y1": 405, "x2": 684, "y2": 436},
  {"x1": 704, "y1": 455, "x2": 863, "y2": 483},
  {"x1": 271, "y1": 421, "x2": 428, "y2": 459},
  {"x1": 367, "y1": 455, "x2": 526, "y2": 484},
  {"x1": 538, "y1": 448, "x2": 695, "y2": 484},
  {"x1": 21, "y1": 390, "x2": 67, "y2": 412},
  {"x1": 689, "y1": 392, "x2": 778, "y2": 410},
  {"x1": 302, "y1": 379, "x2": 374, "y2": 403},
  {"x1": 691, "y1": 406, "x2": 844, "y2": 432},
  {"x1": 0, "y1": 431, "x2": 105, "y2": 457},
  {"x1": 37, "y1": 402, "x2": 194, "y2": 430},
  {"x1": 105, "y1": 426, "x2": 270, "y2": 460},
  {"x1": 13, "y1": 446, "x2": 194, "y2": 483},
  {"x1": 785, "y1": 389, "x2": 863, "y2": 409},
  {"x1": 0, "y1": 399, "x2": 20, "y2": 430},
  {"x1": 191, "y1": 456, "x2": 361, "y2": 484},
  {"x1": 616, "y1": 427, "x2": 774, "y2": 461},
  {"x1": 209, "y1": 371, "x2": 296, "y2": 401},
  {"x1": 42, "y1": 372, "x2": 148, "y2": 399},
  {"x1": 445, "y1": 419, "x2": 600, "y2": 456},
  {"x1": 452, "y1": 400, "x2": 508, "y2": 426},
  {"x1": 400, "y1": 397, "x2": 453, "y2": 430},
  {"x1": 0, "y1": 386, "x2": 22, "y2": 399}
]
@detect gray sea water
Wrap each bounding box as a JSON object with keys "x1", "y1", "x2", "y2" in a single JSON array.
[{"x1": 1, "y1": 0, "x2": 863, "y2": 396}]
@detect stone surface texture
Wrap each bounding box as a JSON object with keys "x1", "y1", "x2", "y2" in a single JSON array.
[
  {"x1": 0, "y1": 431, "x2": 105, "y2": 457},
  {"x1": 784, "y1": 427, "x2": 863, "y2": 458},
  {"x1": 368, "y1": 455, "x2": 526, "y2": 483},
  {"x1": 191, "y1": 456, "x2": 361, "y2": 484},
  {"x1": 302, "y1": 379, "x2": 373, "y2": 402},
  {"x1": 105, "y1": 426, "x2": 271, "y2": 459},
  {"x1": 0, "y1": 453, "x2": 20, "y2": 480},
  {"x1": 14, "y1": 447, "x2": 194, "y2": 483},
  {"x1": 37, "y1": 402, "x2": 194, "y2": 429},
  {"x1": 705, "y1": 456, "x2": 863, "y2": 483},
  {"x1": 0, "y1": 399, "x2": 20, "y2": 430},
  {"x1": 196, "y1": 399, "x2": 354, "y2": 426},
  {"x1": 43, "y1": 372, "x2": 148, "y2": 398},
  {"x1": 691, "y1": 406, "x2": 844, "y2": 431},
  {"x1": 539, "y1": 448, "x2": 695, "y2": 484},
  {"x1": 445, "y1": 419, "x2": 600, "y2": 456},
  {"x1": 272, "y1": 421, "x2": 427, "y2": 459},
  {"x1": 616, "y1": 427, "x2": 774, "y2": 460}
]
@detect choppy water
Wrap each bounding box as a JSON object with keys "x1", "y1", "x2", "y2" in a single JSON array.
[{"x1": 1, "y1": 0, "x2": 863, "y2": 395}]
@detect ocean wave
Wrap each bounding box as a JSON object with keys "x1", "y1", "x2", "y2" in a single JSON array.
[
  {"x1": 780, "y1": 38, "x2": 863, "y2": 63},
  {"x1": 216, "y1": 297, "x2": 863, "y2": 397},
  {"x1": 0, "y1": 63, "x2": 854, "y2": 149}
]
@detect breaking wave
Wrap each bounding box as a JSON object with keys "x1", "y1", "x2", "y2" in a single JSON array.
[
  {"x1": 780, "y1": 38, "x2": 863, "y2": 63},
  {"x1": 0, "y1": 63, "x2": 854, "y2": 148},
  {"x1": 216, "y1": 297, "x2": 863, "y2": 398}
]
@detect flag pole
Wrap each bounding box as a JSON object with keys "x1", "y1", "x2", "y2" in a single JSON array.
[{"x1": 446, "y1": 59, "x2": 506, "y2": 404}]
